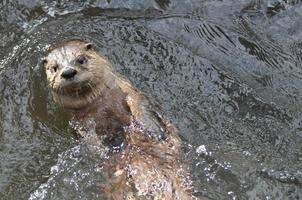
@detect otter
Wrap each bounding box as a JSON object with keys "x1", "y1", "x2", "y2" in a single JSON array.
[{"x1": 43, "y1": 40, "x2": 200, "y2": 200}]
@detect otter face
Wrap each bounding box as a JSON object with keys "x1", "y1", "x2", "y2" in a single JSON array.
[
  {"x1": 43, "y1": 40, "x2": 112, "y2": 110},
  {"x1": 43, "y1": 41, "x2": 92, "y2": 90}
]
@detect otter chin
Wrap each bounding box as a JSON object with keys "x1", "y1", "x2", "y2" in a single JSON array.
[{"x1": 43, "y1": 40, "x2": 200, "y2": 200}]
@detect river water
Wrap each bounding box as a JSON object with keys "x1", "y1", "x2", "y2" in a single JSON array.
[{"x1": 0, "y1": 0, "x2": 302, "y2": 199}]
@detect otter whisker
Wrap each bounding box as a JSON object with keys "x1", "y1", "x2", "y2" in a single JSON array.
[
  {"x1": 48, "y1": 81, "x2": 55, "y2": 89},
  {"x1": 57, "y1": 86, "x2": 64, "y2": 106},
  {"x1": 85, "y1": 82, "x2": 96, "y2": 103}
]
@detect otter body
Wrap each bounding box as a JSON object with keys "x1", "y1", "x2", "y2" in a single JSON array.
[{"x1": 43, "y1": 40, "x2": 199, "y2": 200}]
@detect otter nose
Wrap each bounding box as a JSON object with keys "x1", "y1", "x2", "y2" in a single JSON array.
[{"x1": 61, "y1": 68, "x2": 77, "y2": 79}]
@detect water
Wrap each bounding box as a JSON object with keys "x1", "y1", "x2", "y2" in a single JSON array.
[{"x1": 0, "y1": 0, "x2": 302, "y2": 199}]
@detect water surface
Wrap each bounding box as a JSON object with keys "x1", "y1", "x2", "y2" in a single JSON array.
[{"x1": 0, "y1": 0, "x2": 302, "y2": 199}]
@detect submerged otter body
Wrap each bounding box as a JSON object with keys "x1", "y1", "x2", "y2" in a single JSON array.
[{"x1": 43, "y1": 40, "x2": 199, "y2": 200}]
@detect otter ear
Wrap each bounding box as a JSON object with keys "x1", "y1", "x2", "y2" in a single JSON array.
[
  {"x1": 41, "y1": 57, "x2": 47, "y2": 66},
  {"x1": 85, "y1": 43, "x2": 93, "y2": 51}
]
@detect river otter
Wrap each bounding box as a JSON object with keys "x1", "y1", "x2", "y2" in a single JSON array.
[{"x1": 43, "y1": 40, "x2": 199, "y2": 200}]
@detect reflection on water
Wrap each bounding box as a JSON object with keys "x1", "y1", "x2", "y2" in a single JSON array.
[
  {"x1": 29, "y1": 144, "x2": 108, "y2": 200},
  {"x1": 0, "y1": 0, "x2": 302, "y2": 199}
]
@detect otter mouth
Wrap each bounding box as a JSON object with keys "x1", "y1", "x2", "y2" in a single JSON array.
[
  {"x1": 51, "y1": 80, "x2": 103, "y2": 110},
  {"x1": 53, "y1": 81, "x2": 94, "y2": 98},
  {"x1": 68, "y1": 84, "x2": 92, "y2": 97}
]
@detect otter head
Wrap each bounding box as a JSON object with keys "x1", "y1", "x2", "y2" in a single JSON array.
[{"x1": 43, "y1": 40, "x2": 113, "y2": 110}]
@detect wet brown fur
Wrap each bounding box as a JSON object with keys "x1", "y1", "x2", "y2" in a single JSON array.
[{"x1": 44, "y1": 40, "x2": 199, "y2": 200}]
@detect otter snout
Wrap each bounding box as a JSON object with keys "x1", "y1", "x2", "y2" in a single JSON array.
[{"x1": 61, "y1": 67, "x2": 77, "y2": 79}]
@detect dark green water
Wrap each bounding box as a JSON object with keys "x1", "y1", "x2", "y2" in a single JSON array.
[{"x1": 0, "y1": 0, "x2": 302, "y2": 199}]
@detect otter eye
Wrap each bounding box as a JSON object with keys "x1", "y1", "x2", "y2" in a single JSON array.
[
  {"x1": 76, "y1": 56, "x2": 87, "y2": 65},
  {"x1": 52, "y1": 65, "x2": 58, "y2": 73}
]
